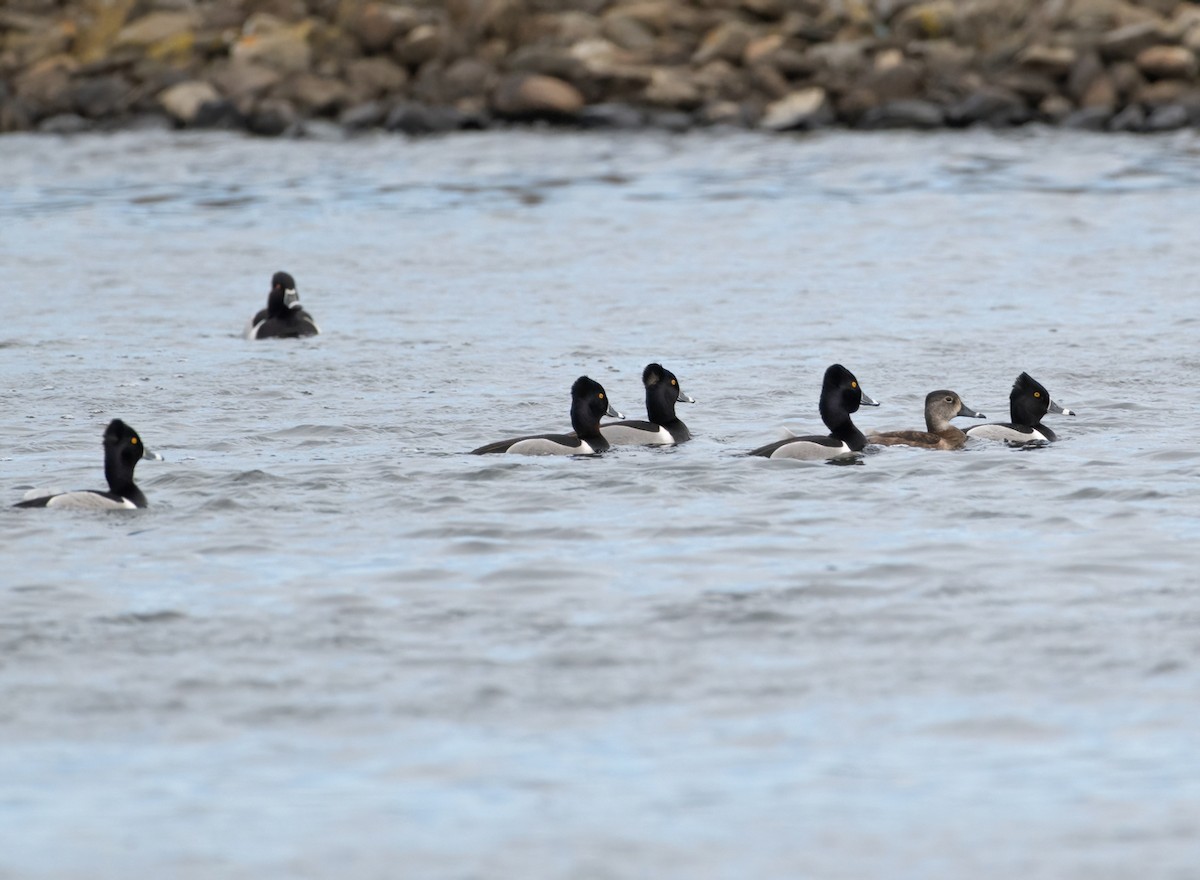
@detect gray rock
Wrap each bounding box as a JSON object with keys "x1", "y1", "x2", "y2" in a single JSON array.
[
  {"x1": 645, "y1": 109, "x2": 694, "y2": 132},
  {"x1": 15, "y1": 64, "x2": 73, "y2": 119},
  {"x1": 946, "y1": 86, "x2": 1027, "y2": 126},
  {"x1": 441, "y1": 58, "x2": 496, "y2": 103},
  {"x1": 1017, "y1": 44, "x2": 1077, "y2": 77},
  {"x1": 339, "y1": 100, "x2": 386, "y2": 130},
  {"x1": 859, "y1": 98, "x2": 944, "y2": 128},
  {"x1": 345, "y1": 57, "x2": 409, "y2": 100},
  {"x1": 69, "y1": 74, "x2": 131, "y2": 118},
  {"x1": 384, "y1": 101, "x2": 467, "y2": 135},
  {"x1": 115, "y1": 11, "x2": 199, "y2": 50},
  {"x1": 602, "y1": 14, "x2": 656, "y2": 53},
  {"x1": 210, "y1": 61, "x2": 282, "y2": 102},
  {"x1": 1038, "y1": 94, "x2": 1075, "y2": 122},
  {"x1": 393, "y1": 24, "x2": 443, "y2": 67},
  {"x1": 278, "y1": 73, "x2": 348, "y2": 115},
  {"x1": 1144, "y1": 102, "x2": 1190, "y2": 130},
  {"x1": 643, "y1": 68, "x2": 701, "y2": 108},
  {"x1": 352, "y1": 2, "x2": 420, "y2": 54},
  {"x1": 578, "y1": 102, "x2": 646, "y2": 128},
  {"x1": 760, "y1": 87, "x2": 832, "y2": 130},
  {"x1": 1062, "y1": 105, "x2": 1111, "y2": 129},
  {"x1": 1099, "y1": 21, "x2": 1164, "y2": 61},
  {"x1": 192, "y1": 99, "x2": 241, "y2": 129},
  {"x1": 38, "y1": 112, "x2": 90, "y2": 134},
  {"x1": 247, "y1": 97, "x2": 297, "y2": 136},
  {"x1": 1107, "y1": 102, "x2": 1146, "y2": 131},
  {"x1": 1067, "y1": 51, "x2": 1105, "y2": 102},
  {"x1": 693, "y1": 22, "x2": 754, "y2": 66},
  {"x1": 159, "y1": 80, "x2": 221, "y2": 124}
]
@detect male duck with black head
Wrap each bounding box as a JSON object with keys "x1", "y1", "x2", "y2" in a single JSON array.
[
  {"x1": 599, "y1": 363, "x2": 695, "y2": 446},
  {"x1": 14, "y1": 419, "x2": 162, "y2": 510},
  {"x1": 869, "y1": 390, "x2": 985, "y2": 450},
  {"x1": 471, "y1": 376, "x2": 623, "y2": 456},
  {"x1": 749, "y1": 364, "x2": 879, "y2": 460},
  {"x1": 965, "y1": 372, "x2": 1075, "y2": 444},
  {"x1": 245, "y1": 271, "x2": 321, "y2": 340}
]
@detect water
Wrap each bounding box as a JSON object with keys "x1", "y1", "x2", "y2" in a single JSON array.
[{"x1": 2, "y1": 127, "x2": 1199, "y2": 878}]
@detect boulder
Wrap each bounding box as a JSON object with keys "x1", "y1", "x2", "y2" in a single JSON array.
[
  {"x1": 345, "y1": 57, "x2": 409, "y2": 99},
  {"x1": 384, "y1": 101, "x2": 468, "y2": 134},
  {"x1": 352, "y1": 2, "x2": 420, "y2": 54},
  {"x1": 209, "y1": 62, "x2": 282, "y2": 101},
  {"x1": 1063, "y1": 105, "x2": 1111, "y2": 128},
  {"x1": 14, "y1": 60, "x2": 75, "y2": 118},
  {"x1": 1134, "y1": 45, "x2": 1197, "y2": 79},
  {"x1": 859, "y1": 98, "x2": 945, "y2": 128},
  {"x1": 693, "y1": 22, "x2": 754, "y2": 66},
  {"x1": 1144, "y1": 102, "x2": 1191, "y2": 130},
  {"x1": 231, "y1": 24, "x2": 313, "y2": 74},
  {"x1": 393, "y1": 24, "x2": 444, "y2": 67},
  {"x1": 115, "y1": 12, "x2": 199, "y2": 51},
  {"x1": 1067, "y1": 51, "x2": 1105, "y2": 102},
  {"x1": 338, "y1": 100, "x2": 386, "y2": 130},
  {"x1": 278, "y1": 73, "x2": 349, "y2": 114},
  {"x1": 1107, "y1": 102, "x2": 1145, "y2": 130},
  {"x1": 69, "y1": 73, "x2": 132, "y2": 117},
  {"x1": 946, "y1": 85, "x2": 1027, "y2": 126},
  {"x1": 642, "y1": 68, "x2": 701, "y2": 108},
  {"x1": 1017, "y1": 44, "x2": 1077, "y2": 76},
  {"x1": 1081, "y1": 72, "x2": 1118, "y2": 108},
  {"x1": 247, "y1": 97, "x2": 298, "y2": 136},
  {"x1": 492, "y1": 73, "x2": 584, "y2": 118},
  {"x1": 159, "y1": 79, "x2": 221, "y2": 124},
  {"x1": 39, "y1": 112, "x2": 90, "y2": 134},
  {"x1": 1098, "y1": 21, "x2": 1164, "y2": 60},
  {"x1": 440, "y1": 58, "x2": 496, "y2": 103},
  {"x1": 894, "y1": 1, "x2": 956, "y2": 41},
  {"x1": 759, "y1": 86, "x2": 832, "y2": 130},
  {"x1": 602, "y1": 14, "x2": 656, "y2": 53}
]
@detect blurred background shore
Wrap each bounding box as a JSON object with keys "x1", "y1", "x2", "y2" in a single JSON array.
[{"x1": 3, "y1": 0, "x2": 1200, "y2": 136}]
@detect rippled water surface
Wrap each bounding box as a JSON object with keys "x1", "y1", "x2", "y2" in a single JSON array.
[{"x1": 2, "y1": 128, "x2": 1199, "y2": 879}]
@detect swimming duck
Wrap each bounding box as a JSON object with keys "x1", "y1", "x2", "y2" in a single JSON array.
[
  {"x1": 471, "y1": 376, "x2": 623, "y2": 455},
  {"x1": 245, "y1": 271, "x2": 320, "y2": 340},
  {"x1": 869, "y1": 390, "x2": 984, "y2": 450},
  {"x1": 750, "y1": 364, "x2": 879, "y2": 460},
  {"x1": 599, "y1": 363, "x2": 695, "y2": 446},
  {"x1": 14, "y1": 419, "x2": 161, "y2": 509},
  {"x1": 965, "y1": 372, "x2": 1075, "y2": 444}
]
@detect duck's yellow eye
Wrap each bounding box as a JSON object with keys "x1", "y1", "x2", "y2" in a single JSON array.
[
  {"x1": 1033, "y1": 391, "x2": 1041, "y2": 398},
  {"x1": 131, "y1": 437, "x2": 138, "y2": 444},
  {"x1": 851, "y1": 381, "x2": 858, "y2": 389},
  {"x1": 671, "y1": 379, "x2": 677, "y2": 385},
  {"x1": 598, "y1": 393, "x2": 604, "y2": 399}
]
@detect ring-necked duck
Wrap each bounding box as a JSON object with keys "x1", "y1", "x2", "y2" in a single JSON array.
[
  {"x1": 750, "y1": 364, "x2": 879, "y2": 460},
  {"x1": 965, "y1": 372, "x2": 1075, "y2": 444},
  {"x1": 599, "y1": 363, "x2": 695, "y2": 446},
  {"x1": 14, "y1": 419, "x2": 162, "y2": 509},
  {"x1": 869, "y1": 390, "x2": 984, "y2": 450},
  {"x1": 245, "y1": 271, "x2": 321, "y2": 340},
  {"x1": 471, "y1": 376, "x2": 624, "y2": 456}
]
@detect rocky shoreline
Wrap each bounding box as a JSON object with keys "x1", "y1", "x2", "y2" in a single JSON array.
[{"x1": 4, "y1": 0, "x2": 1200, "y2": 136}]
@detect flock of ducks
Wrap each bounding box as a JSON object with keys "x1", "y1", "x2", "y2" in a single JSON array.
[{"x1": 12, "y1": 273, "x2": 1077, "y2": 510}]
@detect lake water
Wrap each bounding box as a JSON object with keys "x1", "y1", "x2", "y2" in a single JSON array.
[{"x1": 2, "y1": 126, "x2": 1199, "y2": 879}]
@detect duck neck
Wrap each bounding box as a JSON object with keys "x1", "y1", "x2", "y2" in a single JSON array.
[
  {"x1": 645, "y1": 387, "x2": 678, "y2": 428},
  {"x1": 571, "y1": 403, "x2": 604, "y2": 443},
  {"x1": 104, "y1": 452, "x2": 141, "y2": 502},
  {"x1": 822, "y1": 401, "x2": 865, "y2": 451}
]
